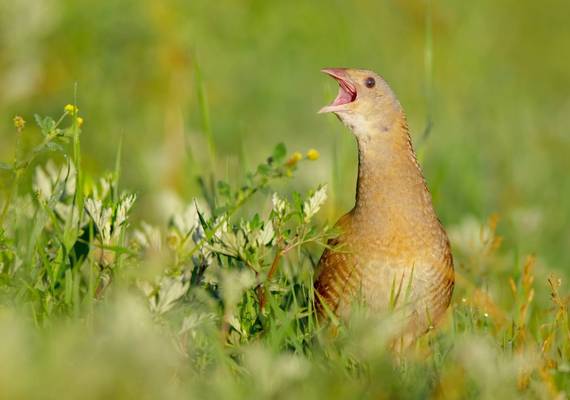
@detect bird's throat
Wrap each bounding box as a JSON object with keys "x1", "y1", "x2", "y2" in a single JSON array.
[{"x1": 353, "y1": 115, "x2": 435, "y2": 231}]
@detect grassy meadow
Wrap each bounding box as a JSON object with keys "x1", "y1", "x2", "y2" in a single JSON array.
[{"x1": 1, "y1": 0, "x2": 570, "y2": 398}]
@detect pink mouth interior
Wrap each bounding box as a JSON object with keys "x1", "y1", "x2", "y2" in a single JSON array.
[{"x1": 330, "y1": 77, "x2": 357, "y2": 106}]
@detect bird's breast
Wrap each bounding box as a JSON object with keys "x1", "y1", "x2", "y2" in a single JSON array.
[{"x1": 315, "y1": 221, "x2": 454, "y2": 331}]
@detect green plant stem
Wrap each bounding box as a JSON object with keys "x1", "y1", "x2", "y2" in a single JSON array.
[
  {"x1": 0, "y1": 130, "x2": 25, "y2": 226},
  {"x1": 258, "y1": 247, "x2": 283, "y2": 311},
  {"x1": 0, "y1": 170, "x2": 21, "y2": 226}
]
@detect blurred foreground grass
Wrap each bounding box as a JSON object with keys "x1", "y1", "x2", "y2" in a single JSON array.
[
  {"x1": 1, "y1": 0, "x2": 570, "y2": 398},
  {"x1": 1, "y1": 0, "x2": 569, "y2": 267}
]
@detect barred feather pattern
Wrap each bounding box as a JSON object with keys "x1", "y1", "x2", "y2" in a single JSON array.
[{"x1": 314, "y1": 110, "x2": 454, "y2": 340}]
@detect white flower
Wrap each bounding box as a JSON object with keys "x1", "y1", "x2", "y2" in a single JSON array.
[
  {"x1": 133, "y1": 222, "x2": 162, "y2": 252},
  {"x1": 256, "y1": 221, "x2": 274, "y2": 246},
  {"x1": 240, "y1": 219, "x2": 252, "y2": 236},
  {"x1": 34, "y1": 165, "x2": 52, "y2": 200},
  {"x1": 33, "y1": 160, "x2": 76, "y2": 201},
  {"x1": 272, "y1": 192, "x2": 287, "y2": 216},
  {"x1": 210, "y1": 229, "x2": 246, "y2": 259},
  {"x1": 85, "y1": 198, "x2": 112, "y2": 243},
  {"x1": 32, "y1": 161, "x2": 88, "y2": 228},
  {"x1": 137, "y1": 280, "x2": 155, "y2": 298},
  {"x1": 173, "y1": 201, "x2": 201, "y2": 236},
  {"x1": 303, "y1": 184, "x2": 327, "y2": 222},
  {"x1": 149, "y1": 276, "x2": 189, "y2": 314},
  {"x1": 212, "y1": 216, "x2": 228, "y2": 239},
  {"x1": 115, "y1": 193, "x2": 136, "y2": 228},
  {"x1": 179, "y1": 313, "x2": 217, "y2": 335},
  {"x1": 91, "y1": 176, "x2": 111, "y2": 201},
  {"x1": 226, "y1": 315, "x2": 246, "y2": 335},
  {"x1": 54, "y1": 203, "x2": 85, "y2": 228}
]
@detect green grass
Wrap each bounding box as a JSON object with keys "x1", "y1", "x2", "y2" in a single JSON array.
[
  {"x1": 0, "y1": 105, "x2": 568, "y2": 399},
  {"x1": 1, "y1": 1, "x2": 570, "y2": 398}
]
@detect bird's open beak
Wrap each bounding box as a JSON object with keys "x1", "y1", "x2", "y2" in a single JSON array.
[{"x1": 319, "y1": 68, "x2": 357, "y2": 114}]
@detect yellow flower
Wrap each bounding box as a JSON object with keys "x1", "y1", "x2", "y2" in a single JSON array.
[
  {"x1": 64, "y1": 104, "x2": 79, "y2": 114},
  {"x1": 306, "y1": 149, "x2": 320, "y2": 161},
  {"x1": 286, "y1": 151, "x2": 303, "y2": 166},
  {"x1": 13, "y1": 115, "x2": 25, "y2": 132},
  {"x1": 76, "y1": 117, "x2": 84, "y2": 127}
]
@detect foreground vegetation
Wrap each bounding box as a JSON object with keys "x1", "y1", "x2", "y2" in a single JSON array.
[{"x1": 0, "y1": 106, "x2": 567, "y2": 399}]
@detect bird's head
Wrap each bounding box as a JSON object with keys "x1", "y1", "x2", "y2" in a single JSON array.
[{"x1": 319, "y1": 68, "x2": 402, "y2": 137}]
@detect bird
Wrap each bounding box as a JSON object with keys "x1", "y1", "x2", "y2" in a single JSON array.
[{"x1": 314, "y1": 68, "x2": 454, "y2": 343}]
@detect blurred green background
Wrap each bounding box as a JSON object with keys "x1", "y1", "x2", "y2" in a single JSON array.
[{"x1": 1, "y1": 0, "x2": 569, "y2": 270}]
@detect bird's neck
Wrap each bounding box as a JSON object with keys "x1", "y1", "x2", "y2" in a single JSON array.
[{"x1": 353, "y1": 114, "x2": 437, "y2": 231}]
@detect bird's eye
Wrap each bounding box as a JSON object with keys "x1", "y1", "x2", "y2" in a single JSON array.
[{"x1": 365, "y1": 77, "x2": 376, "y2": 88}]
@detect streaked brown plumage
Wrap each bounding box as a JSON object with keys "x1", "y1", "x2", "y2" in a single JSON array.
[{"x1": 315, "y1": 68, "x2": 454, "y2": 341}]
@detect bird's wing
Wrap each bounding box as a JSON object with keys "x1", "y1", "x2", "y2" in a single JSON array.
[{"x1": 314, "y1": 213, "x2": 359, "y2": 316}]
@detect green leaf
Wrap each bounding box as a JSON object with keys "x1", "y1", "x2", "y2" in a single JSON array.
[
  {"x1": 33, "y1": 114, "x2": 44, "y2": 130},
  {"x1": 45, "y1": 142, "x2": 64, "y2": 152},
  {"x1": 0, "y1": 162, "x2": 12, "y2": 171},
  {"x1": 272, "y1": 143, "x2": 287, "y2": 163},
  {"x1": 257, "y1": 164, "x2": 271, "y2": 176},
  {"x1": 250, "y1": 214, "x2": 262, "y2": 229},
  {"x1": 34, "y1": 114, "x2": 56, "y2": 136},
  {"x1": 217, "y1": 181, "x2": 231, "y2": 198}
]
